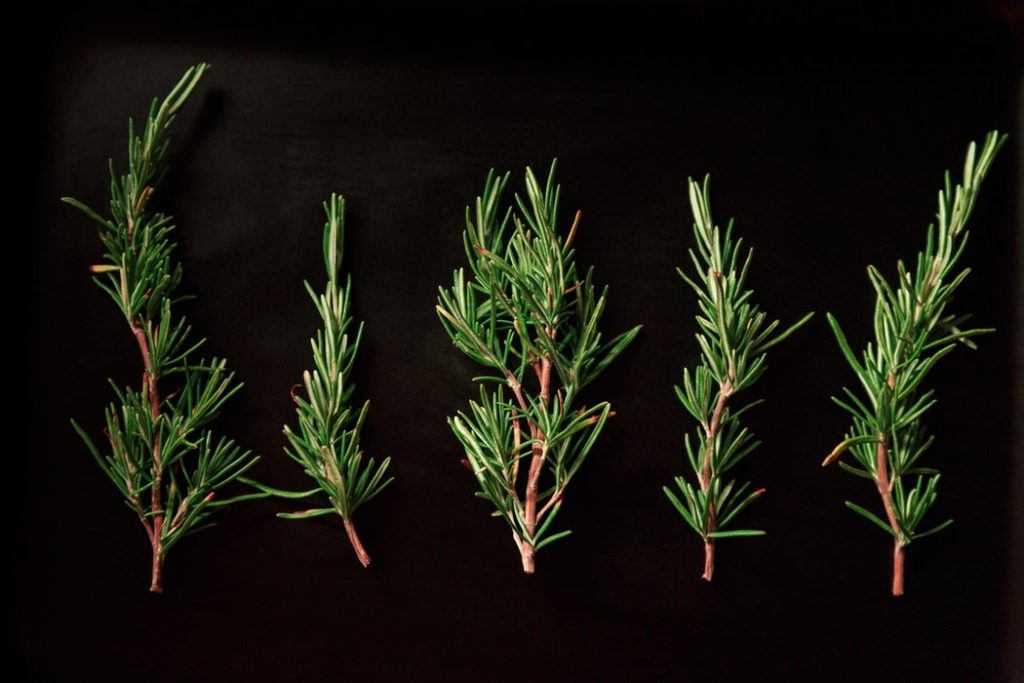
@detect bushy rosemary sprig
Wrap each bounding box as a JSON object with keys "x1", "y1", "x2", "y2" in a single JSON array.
[
  {"x1": 663, "y1": 176, "x2": 814, "y2": 581},
  {"x1": 266, "y1": 194, "x2": 393, "y2": 567},
  {"x1": 65, "y1": 64, "x2": 259, "y2": 593},
  {"x1": 437, "y1": 161, "x2": 642, "y2": 573},
  {"x1": 823, "y1": 131, "x2": 1006, "y2": 596}
]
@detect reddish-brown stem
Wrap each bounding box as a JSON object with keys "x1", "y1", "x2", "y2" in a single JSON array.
[
  {"x1": 700, "y1": 379, "x2": 732, "y2": 582},
  {"x1": 344, "y1": 518, "x2": 371, "y2": 568},
  {"x1": 132, "y1": 321, "x2": 165, "y2": 593},
  {"x1": 875, "y1": 439, "x2": 907, "y2": 596},
  {"x1": 537, "y1": 486, "x2": 564, "y2": 521},
  {"x1": 892, "y1": 540, "x2": 906, "y2": 596},
  {"x1": 505, "y1": 332, "x2": 554, "y2": 574},
  {"x1": 874, "y1": 441, "x2": 900, "y2": 540},
  {"x1": 539, "y1": 356, "x2": 552, "y2": 406},
  {"x1": 703, "y1": 539, "x2": 714, "y2": 581},
  {"x1": 149, "y1": 548, "x2": 164, "y2": 593},
  {"x1": 520, "y1": 542, "x2": 535, "y2": 574}
]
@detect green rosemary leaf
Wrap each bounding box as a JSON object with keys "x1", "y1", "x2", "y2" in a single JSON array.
[
  {"x1": 845, "y1": 501, "x2": 896, "y2": 537},
  {"x1": 910, "y1": 518, "x2": 954, "y2": 541},
  {"x1": 708, "y1": 529, "x2": 766, "y2": 539},
  {"x1": 278, "y1": 508, "x2": 336, "y2": 520},
  {"x1": 837, "y1": 460, "x2": 874, "y2": 480},
  {"x1": 664, "y1": 486, "x2": 701, "y2": 533},
  {"x1": 535, "y1": 529, "x2": 573, "y2": 551},
  {"x1": 237, "y1": 477, "x2": 320, "y2": 499}
]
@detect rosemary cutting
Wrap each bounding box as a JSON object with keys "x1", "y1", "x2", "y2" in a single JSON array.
[
  {"x1": 437, "y1": 161, "x2": 642, "y2": 573},
  {"x1": 263, "y1": 194, "x2": 393, "y2": 567},
  {"x1": 823, "y1": 131, "x2": 1006, "y2": 595},
  {"x1": 663, "y1": 176, "x2": 813, "y2": 581},
  {"x1": 65, "y1": 64, "x2": 259, "y2": 592}
]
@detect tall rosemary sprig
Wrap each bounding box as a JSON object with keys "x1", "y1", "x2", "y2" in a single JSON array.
[
  {"x1": 823, "y1": 131, "x2": 1006, "y2": 595},
  {"x1": 437, "y1": 161, "x2": 642, "y2": 573},
  {"x1": 271, "y1": 194, "x2": 393, "y2": 567},
  {"x1": 663, "y1": 176, "x2": 813, "y2": 581},
  {"x1": 65, "y1": 64, "x2": 259, "y2": 592}
]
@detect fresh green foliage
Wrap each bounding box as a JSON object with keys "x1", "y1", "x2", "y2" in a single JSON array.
[
  {"x1": 263, "y1": 195, "x2": 393, "y2": 567},
  {"x1": 437, "y1": 161, "x2": 642, "y2": 572},
  {"x1": 663, "y1": 176, "x2": 813, "y2": 580},
  {"x1": 823, "y1": 131, "x2": 1005, "y2": 595},
  {"x1": 65, "y1": 64, "x2": 258, "y2": 592}
]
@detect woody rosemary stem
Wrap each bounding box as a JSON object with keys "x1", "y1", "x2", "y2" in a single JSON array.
[
  {"x1": 133, "y1": 321, "x2": 164, "y2": 593},
  {"x1": 343, "y1": 518, "x2": 371, "y2": 568},
  {"x1": 875, "y1": 439, "x2": 906, "y2": 596},
  {"x1": 700, "y1": 379, "x2": 732, "y2": 581},
  {"x1": 892, "y1": 541, "x2": 906, "y2": 596},
  {"x1": 506, "y1": 350, "x2": 552, "y2": 575}
]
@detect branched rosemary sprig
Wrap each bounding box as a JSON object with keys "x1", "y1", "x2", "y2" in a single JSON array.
[
  {"x1": 437, "y1": 161, "x2": 642, "y2": 573},
  {"x1": 65, "y1": 64, "x2": 259, "y2": 593},
  {"x1": 251, "y1": 195, "x2": 393, "y2": 567},
  {"x1": 823, "y1": 131, "x2": 1006, "y2": 596},
  {"x1": 663, "y1": 176, "x2": 814, "y2": 581}
]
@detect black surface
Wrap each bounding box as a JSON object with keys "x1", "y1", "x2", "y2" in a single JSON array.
[{"x1": 18, "y1": 3, "x2": 1022, "y2": 681}]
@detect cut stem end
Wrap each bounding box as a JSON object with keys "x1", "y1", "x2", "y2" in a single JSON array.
[
  {"x1": 892, "y1": 541, "x2": 906, "y2": 596},
  {"x1": 520, "y1": 543, "x2": 536, "y2": 574},
  {"x1": 702, "y1": 538, "x2": 715, "y2": 582},
  {"x1": 344, "y1": 518, "x2": 372, "y2": 568},
  {"x1": 149, "y1": 546, "x2": 164, "y2": 593}
]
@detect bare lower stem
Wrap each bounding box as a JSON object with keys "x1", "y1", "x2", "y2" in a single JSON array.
[
  {"x1": 507, "y1": 344, "x2": 552, "y2": 575},
  {"x1": 875, "y1": 439, "x2": 907, "y2": 596},
  {"x1": 134, "y1": 320, "x2": 167, "y2": 592},
  {"x1": 520, "y1": 543, "x2": 535, "y2": 574},
  {"x1": 699, "y1": 379, "x2": 732, "y2": 580},
  {"x1": 892, "y1": 541, "x2": 905, "y2": 596},
  {"x1": 344, "y1": 518, "x2": 371, "y2": 568},
  {"x1": 149, "y1": 543, "x2": 164, "y2": 593},
  {"x1": 702, "y1": 538, "x2": 714, "y2": 581}
]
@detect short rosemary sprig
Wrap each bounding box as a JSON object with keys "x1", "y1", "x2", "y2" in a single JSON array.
[
  {"x1": 437, "y1": 161, "x2": 642, "y2": 573},
  {"x1": 663, "y1": 176, "x2": 813, "y2": 581},
  {"x1": 65, "y1": 64, "x2": 259, "y2": 593},
  {"x1": 823, "y1": 131, "x2": 1006, "y2": 596},
  {"x1": 267, "y1": 194, "x2": 393, "y2": 567}
]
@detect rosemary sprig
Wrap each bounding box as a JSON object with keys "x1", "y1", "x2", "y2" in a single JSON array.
[
  {"x1": 663, "y1": 176, "x2": 813, "y2": 581},
  {"x1": 65, "y1": 64, "x2": 259, "y2": 593},
  {"x1": 437, "y1": 161, "x2": 642, "y2": 573},
  {"x1": 823, "y1": 131, "x2": 1006, "y2": 595},
  {"x1": 263, "y1": 194, "x2": 393, "y2": 567}
]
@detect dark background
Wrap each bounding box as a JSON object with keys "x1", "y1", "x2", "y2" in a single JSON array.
[{"x1": 16, "y1": 1, "x2": 1023, "y2": 680}]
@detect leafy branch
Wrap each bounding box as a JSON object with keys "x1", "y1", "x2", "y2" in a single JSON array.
[
  {"x1": 823, "y1": 131, "x2": 1006, "y2": 595},
  {"x1": 248, "y1": 195, "x2": 393, "y2": 567},
  {"x1": 663, "y1": 176, "x2": 813, "y2": 581},
  {"x1": 437, "y1": 161, "x2": 642, "y2": 573},
  {"x1": 65, "y1": 64, "x2": 258, "y2": 592}
]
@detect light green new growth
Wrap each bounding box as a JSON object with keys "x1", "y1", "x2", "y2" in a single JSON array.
[
  {"x1": 664, "y1": 176, "x2": 814, "y2": 581},
  {"x1": 437, "y1": 161, "x2": 642, "y2": 573},
  {"x1": 823, "y1": 131, "x2": 1006, "y2": 596},
  {"x1": 264, "y1": 195, "x2": 393, "y2": 567},
  {"x1": 65, "y1": 64, "x2": 259, "y2": 593}
]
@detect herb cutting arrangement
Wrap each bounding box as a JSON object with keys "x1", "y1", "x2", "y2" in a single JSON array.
[
  {"x1": 65, "y1": 64, "x2": 260, "y2": 592},
  {"x1": 437, "y1": 162, "x2": 642, "y2": 573},
  {"x1": 60, "y1": 60, "x2": 1007, "y2": 599},
  {"x1": 822, "y1": 131, "x2": 1005, "y2": 595},
  {"x1": 663, "y1": 176, "x2": 813, "y2": 581}
]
